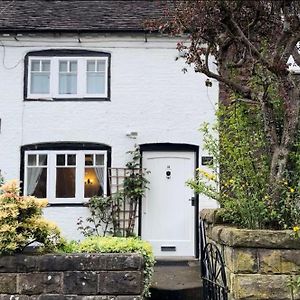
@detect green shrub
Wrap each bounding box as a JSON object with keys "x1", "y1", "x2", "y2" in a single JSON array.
[
  {"x1": 0, "y1": 180, "x2": 62, "y2": 254},
  {"x1": 188, "y1": 103, "x2": 300, "y2": 229},
  {"x1": 59, "y1": 236, "x2": 155, "y2": 297}
]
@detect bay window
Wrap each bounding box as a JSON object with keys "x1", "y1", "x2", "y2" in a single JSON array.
[{"x1": 24, "y1": 150, "x2": 107, "y2": 204}]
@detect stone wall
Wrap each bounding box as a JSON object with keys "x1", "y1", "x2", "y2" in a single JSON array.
[
  {"x1": 0, "y1": 253, "x2": 144, "y2": 300},
  {"x1": 201, "y1": 209, "x2": 300, "y2": 300}
]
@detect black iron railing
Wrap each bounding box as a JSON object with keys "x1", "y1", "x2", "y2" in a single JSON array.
[{"x1": 200, "y1": 220, "x2": 229, "y2": 300}]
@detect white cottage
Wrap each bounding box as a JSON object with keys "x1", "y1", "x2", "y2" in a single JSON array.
[{"x1": 0, "y1": 0, "x2": 218, "y2": 258}]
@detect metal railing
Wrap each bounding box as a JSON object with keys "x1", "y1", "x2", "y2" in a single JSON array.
[{"x1": 200, "y1": 220, "x2": 229, "y2": 300}]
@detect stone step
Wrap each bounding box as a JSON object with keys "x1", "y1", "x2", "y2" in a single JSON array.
[{"x1": 148, "y1": 259, "x2": 203, "y2": 300}]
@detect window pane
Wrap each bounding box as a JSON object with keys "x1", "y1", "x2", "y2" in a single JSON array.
[
  {"x1": 42, "y1": 61, "x2": 50, "y2": 72},
  {"x1": 38, "y1": 154, "x2": 47, "y2": 166},
  {"x1": 87, "y1": 60, "x2": 95, "y2": 71},
  {"x1": 31, "y1": 73, "x2": 50, "y2": 94},
  {"x1": 59, "y1": 74, "x2": 77, "y2": 94},
  {"x1": 27, "y1": 167, "x2": 47, "y2": 198},
  {"x1": 56, "y1": 154, "x2": 65, "y2": 166},
  {"x1": 84, "y1": 167, "x2": 103, "y2": 198},
  {"x1": 28, "y1": 154, "x2": 37, "y2": 166},
  {"x1": 87, "y1": 73, "x2": 105, "y2": 94},
  {"x1": 67, "y1": 154, "x2": 76, "y2": 166},
  {"x1": 56, "y1": 167, "x2": 75, "y2": 198},
  {"x1": 70, "y1": 61, "x2": 77, "y2": 72},
  {"x1": 97, "y1": 60, "x2": 105, "y2": 72},
  {"x1": 59, "y1": 61, "x2": 68, "y2": 72},
  {"x1": 96, "y1": 154, "x2": 104, "y2": 166},
  {"x1": 85, "y1": 154, "x2": 93, "y2": 166},
  {"x1": 31, "y1": 61, "x2": 40, "y2": 71}
]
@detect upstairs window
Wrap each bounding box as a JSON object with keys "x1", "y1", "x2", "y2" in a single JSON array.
[
  {"x1": 59, "y1": 60, "x2": 78, "y2": 95},
  {"x1": 30, "y1": 59, "x2": 50, "y2": 95},
  {"x1": 86, "y1": 60, "x2": 106, "y2": 95},
  {"x1": 25, "y1": 50, "x2": 110, "y2": 100}
]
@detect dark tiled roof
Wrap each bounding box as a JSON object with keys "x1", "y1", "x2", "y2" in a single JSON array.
[{"x1": 0, "y1": 0, "x2": 168, "y2": 32}]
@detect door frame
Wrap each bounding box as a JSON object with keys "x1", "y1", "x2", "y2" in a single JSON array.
[{"x1": 139, "y1": 143, "x2": 200, "y2": 258}]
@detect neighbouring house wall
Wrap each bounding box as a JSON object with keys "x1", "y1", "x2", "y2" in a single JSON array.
[
  {"x1": 0, "y1": 33, "x2": 219, "y2": 239},
  {"x1": 0, "y1": 253, "x2": 143, "y2": 300}
]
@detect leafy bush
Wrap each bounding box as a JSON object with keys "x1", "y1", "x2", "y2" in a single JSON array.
[
  {"x1": 78, "y1": 145, "x2": 149, "y2": 237},
  {"x1": 77, "y1": 194, "x2": 121, "y2": 237},
  {"x1": 188, "y1": 103, "x2": 300, "y2": 229},
  {"x1": 0, "y1": 180, "x2": 62, "y2": 254},
  {"x1": 59, "y1": 236, "x2": 155, "y2": 297}
]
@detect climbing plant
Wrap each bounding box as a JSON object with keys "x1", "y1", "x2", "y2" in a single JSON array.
[{"x1": 78, "y1": 145, "x2": 149, "y2": 237}]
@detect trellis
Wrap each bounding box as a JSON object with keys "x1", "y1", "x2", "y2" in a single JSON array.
[{"x1": 108, "y1": 167, "x2": 143, "y2": 237}]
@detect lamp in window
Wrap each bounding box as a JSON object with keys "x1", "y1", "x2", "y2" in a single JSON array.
[{"x1": 85, "y1": 178, "x2": 93, "y2": 185}]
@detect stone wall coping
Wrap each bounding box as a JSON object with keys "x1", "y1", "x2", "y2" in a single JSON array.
[
  {"x1": 0, "y1": 253, "x2": 143, "y2": 273},
  {"x1": 201, "y1": 209, "x2": 300, "y2": 249},
  {"x1": 200, "y1": 208, "x2": 225, "y2": 224},
  {"x1": 0, "y1": 253, "x2": 144, "y2": 297}
]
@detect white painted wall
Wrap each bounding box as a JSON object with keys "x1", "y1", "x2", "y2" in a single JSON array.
[{"x1": 0, "y1": 33, "x2": 219, "y2": 240}]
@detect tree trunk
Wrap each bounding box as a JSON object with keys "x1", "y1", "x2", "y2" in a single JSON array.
[{"x1": 269, "y1": 83, "x2": 300, "y2": 203}]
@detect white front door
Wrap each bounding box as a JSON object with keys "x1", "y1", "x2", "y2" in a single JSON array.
[{"x1": 142, "y1": 151, "x2": 196, "y2": 257}]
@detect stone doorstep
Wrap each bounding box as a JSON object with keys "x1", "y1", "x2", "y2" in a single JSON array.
[
  {"x1": 151, "y1": 262, "x2": 202, "y2": 290},
  {"x1": 155, "y1": 257, "x2": 199, "y2": 266},
  {"x1": 149, "y1": 262, "x2": 202, "y2": 300},
  {"x1": 149, "y1": 287, "x2": 202, "y2": 300}
]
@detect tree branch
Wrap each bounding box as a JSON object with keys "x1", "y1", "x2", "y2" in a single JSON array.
[
  {"x1": 199, "y1": 43, "x2": 252, "y2": 98},
  {"x1": 230, "y1": 18, "x2": 273, "y2": 71},
  {"x1": 259, "y1": 91, "x2": 279, "y2": 154}
]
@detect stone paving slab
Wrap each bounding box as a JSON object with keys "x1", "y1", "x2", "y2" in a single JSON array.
[{"x1": 148, "y1": 260, "x2": 202, "y2": 300}]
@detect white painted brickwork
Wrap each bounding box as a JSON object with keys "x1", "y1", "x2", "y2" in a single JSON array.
[{"x1": 0, "y1": 34, "x2": 219, "y2": 240}]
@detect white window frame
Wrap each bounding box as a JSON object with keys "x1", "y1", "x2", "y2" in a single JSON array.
[
  {"x1": 24, "y1": 150, "x2": 108, "y2": 204},
  {"x1": 24, "y1": 151, "x2": 49, "y2": 197},
  {"x1": 27, "y1": 56, "x2": 109, "y2": 100},
  {"x1": 28, "y1": 57, "x2": 52, "y2": 99}
]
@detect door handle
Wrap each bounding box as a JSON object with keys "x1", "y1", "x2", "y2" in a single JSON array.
[{"x1": 189, "y1": 197, "x2": 195, "y2": 206}]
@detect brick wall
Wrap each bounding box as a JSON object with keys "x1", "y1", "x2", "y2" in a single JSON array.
[{"x1": 0, "y1": 253, "x2": 144, "y2": 300}]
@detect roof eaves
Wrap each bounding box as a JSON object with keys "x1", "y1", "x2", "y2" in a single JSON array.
[{"x1": 0, "y1": 28, "x2": 154, "y2": 34}]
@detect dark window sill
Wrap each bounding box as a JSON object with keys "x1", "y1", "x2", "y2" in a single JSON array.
[{"x1": 24, "y1": 98, "x2": 110, "y2": 102}]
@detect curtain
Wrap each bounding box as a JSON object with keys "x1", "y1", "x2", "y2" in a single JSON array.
[
  {"x1": 27, "y1": 167, "x2": 43, "y2": 196},
  {"x1": 27, "y1": 155, "x2": 47, "y2": 196},
  {"x1": 59, "y1": 74, "x2": 77, "y2": 94},
  {"x1": 87, "y1": 73, "x2": 104, "y2": 94},
  {"x1": 94, "y1": 167, "x2": 105, "y2": 195},
  {"x1": 31, "y1": 73, "x2": 50, "y2": 94}
]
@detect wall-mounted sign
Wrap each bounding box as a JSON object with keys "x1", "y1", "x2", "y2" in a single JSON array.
[{"x1": 201, "y1": 156, "x2": 213, "y2": 166}]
